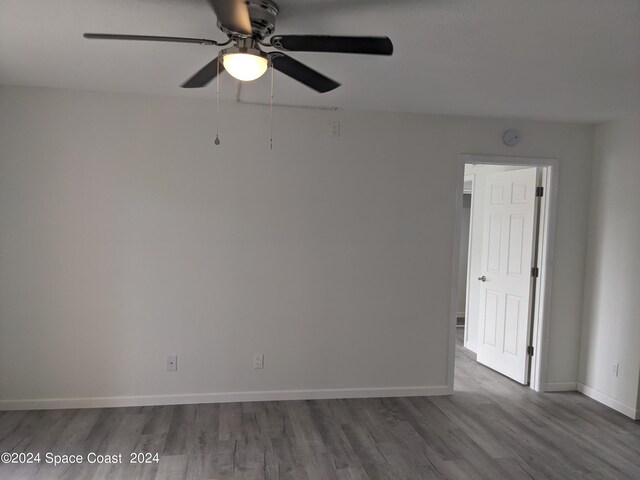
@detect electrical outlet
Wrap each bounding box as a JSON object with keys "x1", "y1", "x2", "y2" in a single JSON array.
[
  {"x1": 611, "y1": 362, "x2": 619, "y2": 377},
  {"x1": 328, "y1": 121, "x2": 340, "y2": 138},
  {"x1": 253, "y1": 354, "x2": 264, "y2": 369},
  {"x1": 167, "y1": 355, "x2": 177, "y2": 372}
]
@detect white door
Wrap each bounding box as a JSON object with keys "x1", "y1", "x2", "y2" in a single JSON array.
[{"x1": 476, "y1": 167, "x2": 539, "y2": 384}]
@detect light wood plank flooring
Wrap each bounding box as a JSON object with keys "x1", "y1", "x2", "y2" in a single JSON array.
[{"x1": 1, "y1": 329, "x2": 638, "y2": 479}]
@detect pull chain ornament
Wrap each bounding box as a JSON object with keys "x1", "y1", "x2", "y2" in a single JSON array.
[
  {"x1": 214, "y1": 58, "x2": 221, "y2": 146},
  {"x1": 269, "y1": 64, "x2": 274, "y2": 150}
]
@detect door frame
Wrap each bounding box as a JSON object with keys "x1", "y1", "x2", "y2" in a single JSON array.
[
  {"x1": 448, "y1": 154, "x2": 559, "y2": 392},
  {"x1": 462, "y1": 174, "x2": 475, "y2": 349}
]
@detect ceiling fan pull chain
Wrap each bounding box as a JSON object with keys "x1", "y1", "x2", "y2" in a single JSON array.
[
  {"x1": 269, "y1": 63, "x2": 274, "y2": 150},
  {"x1": 214, "y1": 58, "x2": 221, "y2": 146}
]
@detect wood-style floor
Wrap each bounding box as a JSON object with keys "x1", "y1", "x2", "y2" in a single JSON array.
[{"x1": 1, "y1": 329, "x2": 639, "y2": 479}]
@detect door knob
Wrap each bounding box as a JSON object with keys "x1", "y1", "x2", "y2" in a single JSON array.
[{"x1": 478, "y1": 275, "x2": 487, "y2": 282}]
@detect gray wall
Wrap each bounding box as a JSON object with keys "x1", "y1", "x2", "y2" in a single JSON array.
[
  {"x1": 579, "y1": 116, "x2": 640, "y2": 418},
  {"x1": 0, "y1": 86, "x2": 593, "y2": 407}
]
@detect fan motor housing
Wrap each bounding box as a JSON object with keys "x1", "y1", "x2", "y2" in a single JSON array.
[{"x1": 218, "y1": 0, "x2": 279, "y2": 39}]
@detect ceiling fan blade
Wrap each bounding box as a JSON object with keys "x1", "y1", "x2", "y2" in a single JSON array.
[
  {"x1": 181, "y1": 57, "x2": 224, "y2": 88},
  {"x1": 270, "y1": 53, "x2": 340, "y2": 93},
  {"x1": 206, "y1": 0, "x2": 252, "y2": 36},
  {"x1": 84, "y1": 33, "x2": 218, "y2": 45},
  {"x1": 270, "y1": 35, "x2": 393, "y2": 56}
]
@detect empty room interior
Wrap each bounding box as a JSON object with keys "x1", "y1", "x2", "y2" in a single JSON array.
[{"x1": 0, "y1": 1, "x2": 639, "y2": 479}]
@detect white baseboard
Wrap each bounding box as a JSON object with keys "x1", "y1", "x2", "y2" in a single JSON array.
[
  {"x1": 0, "y1": 385, "x2": 452, "y2": 411},
  {"x1": 544, "y1": 381, "x2": 577, "y2": 392},
  {"x1": 577, "y1": 383, "x2": 639, "y2": 420}
]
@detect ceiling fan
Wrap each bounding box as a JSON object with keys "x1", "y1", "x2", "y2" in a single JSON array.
[{"x1": 83, "y1": 0, "x2": 393, "y2": 93}]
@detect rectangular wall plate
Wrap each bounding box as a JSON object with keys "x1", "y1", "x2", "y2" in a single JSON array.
[
  {"x1": 253, "y1": 354, "x2": 264, "y2": 369},
  {"x1": 167, "y1": 355, "x2": 177, "y2": 372},
  {"x1": 328, "y1": 121, "x2": 340, "y2": 138}
]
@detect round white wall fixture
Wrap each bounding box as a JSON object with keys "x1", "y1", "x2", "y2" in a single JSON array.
[{"x1": 503, "y1": 129, "x2": 521, "y2": 146}]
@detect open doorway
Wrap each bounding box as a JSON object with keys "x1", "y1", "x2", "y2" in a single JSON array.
[{"x1": 449, "y1": 155, "x2": 559, "y2": 393}]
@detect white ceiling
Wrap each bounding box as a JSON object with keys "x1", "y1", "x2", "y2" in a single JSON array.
[{"x1": 1, "y1": 0, "x2": 638, "y2": 123}]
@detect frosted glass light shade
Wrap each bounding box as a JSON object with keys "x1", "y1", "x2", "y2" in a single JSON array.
[{"x1": 222, "y1": 53, "x2": 269, "y2": 81}]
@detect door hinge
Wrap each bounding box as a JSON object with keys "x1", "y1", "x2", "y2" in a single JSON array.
[
  {"x1": 531, "y1": 266, "x2": 539, "y2": 278},
  {"x1": 527, "y1": 345, "x2": 534, "y2": 356},
  {"x1": 536, "y1": 186, "x2": 544, "y2": 197}
]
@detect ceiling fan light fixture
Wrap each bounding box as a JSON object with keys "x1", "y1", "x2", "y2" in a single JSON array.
[
  {"x1": 221, "y1": 48, "x2": 269, "y2": 82},
  {"x1": 83, "y1": 0, "x2": 394, "y2": 92}
]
